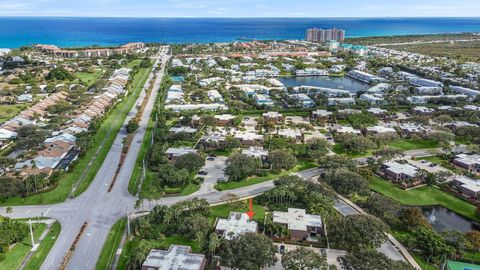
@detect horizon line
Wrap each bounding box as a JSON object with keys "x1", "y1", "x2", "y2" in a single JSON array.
[{"x1": 1, "y1": 16, "x2": 480, "y2": 19}]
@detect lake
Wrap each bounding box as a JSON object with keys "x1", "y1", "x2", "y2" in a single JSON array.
[
  {"x1": 422, "y1": 206, "x2": 480, "y2": 233},
  {"x1": 279, "y1": 76, "x2": 371, "y2": 93}
]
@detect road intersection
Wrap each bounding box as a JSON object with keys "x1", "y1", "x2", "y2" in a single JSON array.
[{"x1": 0, "y1": 47, "x2": 419, "y2": 269}]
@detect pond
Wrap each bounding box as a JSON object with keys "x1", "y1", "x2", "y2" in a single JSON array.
[
  {"x1": 279, "y1": 76, "x2": 371, "y2": 93},
  {"x1": 422, "y1": 206, "x2": 480, "y2": 233}
]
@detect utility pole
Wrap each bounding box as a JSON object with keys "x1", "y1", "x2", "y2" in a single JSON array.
[
  {"x1": 126, "y1": 211, "x2": 131, "y2": 236},
  {"x1": 29, "y1": 219, "x2": 35, "y2": 247}
]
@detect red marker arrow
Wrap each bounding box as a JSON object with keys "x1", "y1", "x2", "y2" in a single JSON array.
[{"x1": 246, "y1": 198, "x2": 255, "y2": 220}]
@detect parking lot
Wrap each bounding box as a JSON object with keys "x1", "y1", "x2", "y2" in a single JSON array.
[{"x1": 196, "y1": 155, "x2": 228, "y2": 194}]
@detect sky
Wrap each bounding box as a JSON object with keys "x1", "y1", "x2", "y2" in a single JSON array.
[{"x1": 0, "y1": 0, "x2": 479, "y2": 17}]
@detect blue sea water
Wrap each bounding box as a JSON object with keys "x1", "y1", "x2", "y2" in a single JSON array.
[{"x1": 1, "y1": 17, "x2": 480, "y2": 48}]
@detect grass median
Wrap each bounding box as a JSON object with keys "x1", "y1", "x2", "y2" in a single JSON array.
[
  {"x1": 96, "y1": 218, "x2": 126, "y2": 270},
  {"x1": 0, "y1": 61, "x2": 152, "y2": 206}
]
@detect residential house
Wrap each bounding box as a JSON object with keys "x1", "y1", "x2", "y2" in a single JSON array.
[
  {"x1": 452, "y1": 154, "x2": 480, "y2": 173},
  {"x1": 215, "y1": 212, "x2": 258, "y2": 240},
  {"x1": 141, "y1": 245, "x2": 206, "y2": 270},
  {"x1": 272, "y1": 208, "x2": 323, "y2": 240},
  {"x1": 452, "y1": 176, "x2": 480, "y2": 200},
  {"x1": 165, "y1": 147, "x2": 198, "y2": 160}
]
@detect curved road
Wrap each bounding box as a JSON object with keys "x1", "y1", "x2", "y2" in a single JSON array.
[{"x1": 0, "y1": 46, "x2": 419, "y2": 270}]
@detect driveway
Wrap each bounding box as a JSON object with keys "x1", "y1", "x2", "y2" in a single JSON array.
[{"x1": 195, "y1": 156, "x2": 228, "y2": 194}]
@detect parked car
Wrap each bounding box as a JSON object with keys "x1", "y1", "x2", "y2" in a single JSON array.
[
  {"x1": 279, "y1": 245, "x2": 286, "y2": 254},
  {"x1": 198, "y1": 171, "x2": 208, "y2": 175},
  {"x1": 207, "y1": 157, "x2": 215, "y2": 161}
]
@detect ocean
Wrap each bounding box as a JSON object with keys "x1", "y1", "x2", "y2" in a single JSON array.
[{"x1": 1, "y1": 17, "x2": 480, "y2": 48}]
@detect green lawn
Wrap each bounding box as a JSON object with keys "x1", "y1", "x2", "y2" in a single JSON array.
[
  {"x1": 23, "y1": 222, "x2": 61, "y2": 270},
  {"x1": 180, "y1": 183, "x2": 200, "y2": 195},
  {"x1": 96, "y1": 218, "x2": 126, "y2": 270},
  {"x1": 331, "y1": 144, "x2": 374, "y2": 158},
  {"x1": 388, "y1": 139, "x2": 438, "y2": 151},
  {"x1": 0, "y1": 223, "x2": 46, "y2": 270},
  {"x1": 369, "y1": 176, "x2": 480, "y2": 222},
  {"x1": 0, "y1": 60, "x2": 152, "y2": 206},
  {"x1": 74, "y1": 69, "x2": 103, "y2": 87},
  {"x1": 331, "y1": 139, "x2": 438, "y2": 158},
  {"x1": 210, "y1": 199, "x2": 266, "y2": 224},
  {"x1": 0, "y1": 104, "x2": 29, "y2": 123},
  {"x1": 214, "y1": 161, "x2": 317, "y2": 191}
]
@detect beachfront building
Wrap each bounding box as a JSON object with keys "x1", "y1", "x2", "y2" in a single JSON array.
[
  {"x1": 141, "y1": 245, "x2": 206, "y2": 270},
  {"x1": 35, "y1": 43, "x2": 145, "y2": 58},
  {"x1": 306, "y1": 28, "x2": 345, "y2": 43}
]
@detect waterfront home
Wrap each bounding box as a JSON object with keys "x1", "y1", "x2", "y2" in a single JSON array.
[
  {"x1": 347, "y1": 70, "x2": 383, "y2": 84},
  {"x1": 452, "y1": 176, "x2": 480, "y2": 201},
  {"x1": 272, "y1": 208, "x2": 323, "y2": 240},
  {"x1": 380, "y1": 161, "x2": 421, "y2": 186},
  {"x1": 289, "y1": 93, "x2": 315, "y2": 108},
  {"x1": 141, "y1": 245, "x2": 206, "y2": 270}
]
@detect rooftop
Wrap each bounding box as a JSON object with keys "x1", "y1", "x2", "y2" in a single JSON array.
[
  {"x1": 273, "y1": 208, "x2": 322, "y2": 231},
  {"x1": 216, "y1": 212, "x2": 258, "y2": 240},
  {"x1": 142, "y1": 245, "x2": 205, "y2": 270}
]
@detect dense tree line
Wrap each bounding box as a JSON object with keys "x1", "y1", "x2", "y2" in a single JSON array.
[{"x1": 0, "y1": 216, "x2": 29, "y2": 258}]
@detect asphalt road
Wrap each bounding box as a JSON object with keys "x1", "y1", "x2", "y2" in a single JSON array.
[{"x1": 0, "y1": 47, "x2": 420, "y2": 269}]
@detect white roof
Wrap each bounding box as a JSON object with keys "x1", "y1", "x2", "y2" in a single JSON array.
[
  {"x1": 312, "y1": 109, "x2": 333, "y2": 116},
  {"x1": 383, "y1": 161, "x2": 418, "y2": 178},
  {"x1": 455, "y1": 176, "x2": 480, "y2": 193},
  {"x1": 0, "y1": 128, "x2": 17, "y2": 140},
  {"x1": 366, "y1": 125, "x2": 396, "y2": 133},
  {"x1": 263, "y1": 111, "x2": 283, "y2": 118},
  {"x1": 455, "y1": 154, "x2": 480, "y2": 166},
  {"x1": 165, "y1": 147, "x2": 197, "y2": 157},
  {"x1": 216, "y1": 212, "x2": 257, "y2": 240},
  {"x1": 169, "y1": 126, "x2": 197, "y2": 134},
  {"x1": 273, "y1": 208, "x2": 322, "y2": 231},
  {"x1": 242, "y1": 146, "x2": 268, "y2": 158},
  {"x1": 142, "y1": 245, "x2": 205, "y2": 270}
]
